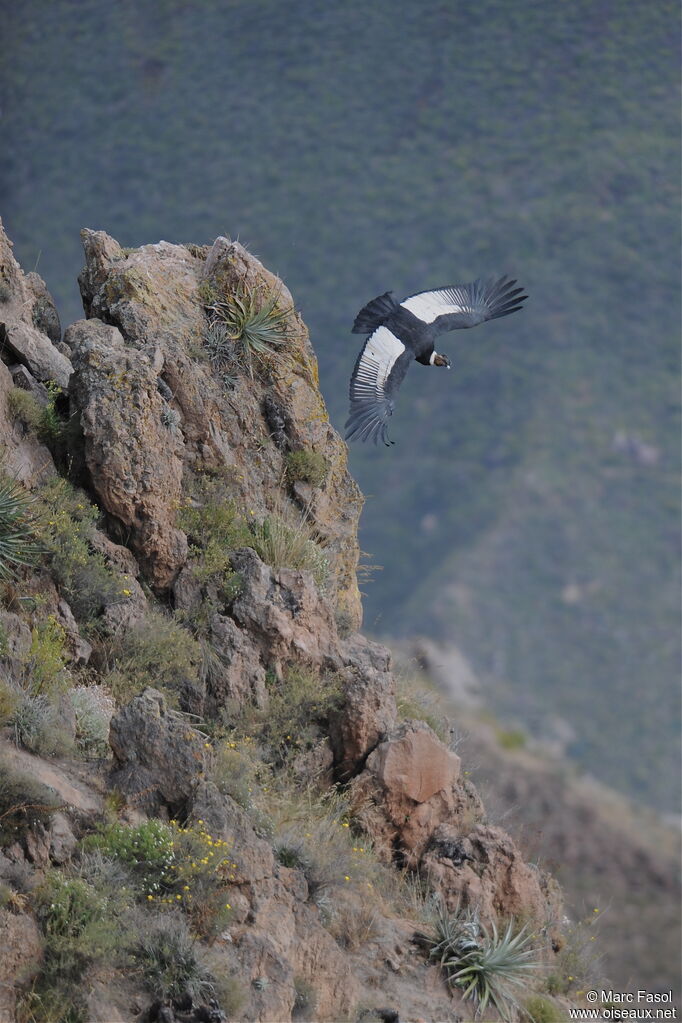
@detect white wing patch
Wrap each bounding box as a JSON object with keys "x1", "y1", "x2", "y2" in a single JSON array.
[
  {"x1": 401, "y1": 286, "x2": 472, "y2": 324},
  {"x1": 353, "y1": 325, "x2": 405, "y2": 398}
]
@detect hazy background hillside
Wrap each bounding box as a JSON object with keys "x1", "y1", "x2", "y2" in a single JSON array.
[{"x1": 2, "y1": 0, "x2": 679, "y2": 811}]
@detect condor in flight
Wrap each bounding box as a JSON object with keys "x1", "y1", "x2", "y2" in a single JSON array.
[{"x1": 345, "y1": 275, "x2": 527, "y2": 445}]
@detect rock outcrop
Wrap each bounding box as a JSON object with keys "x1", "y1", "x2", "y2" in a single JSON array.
[{"x1": 0, "y1": 220, "x2": 575, "y2": 1023}]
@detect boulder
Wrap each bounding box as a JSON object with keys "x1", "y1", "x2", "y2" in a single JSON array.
[
  {"x1": 422, "y1": 821, "x2": 563, "y2": 929},
  {"x1": 109, "y1": 688, "x2": 208, "y2": 815},
  {"x1": 206, "y1": 614, "x2": 268, "y2": 711},
  {"x1": 229, "y1": 547, "x2": 340, "y2": 677},
  {"x1": 351, "y1": 721, "x2": 479, "y2": 865}
]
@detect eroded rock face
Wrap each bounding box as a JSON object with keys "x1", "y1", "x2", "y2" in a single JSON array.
[
  {"x1": 74, "y1": 229, "x2": 363, "y2": 625},
  {"x1": 68, "y1": 318, "x2": 187, "y2": 590},
  {"x1": 229, "y1": 547, "x2": 340, "y2": 677},
  {"x1": 422, "y1": 822, "x2": 563, "y2": 929},
  {"x1": 109, "y1": 688, "x2": 207, "y2": 815}
]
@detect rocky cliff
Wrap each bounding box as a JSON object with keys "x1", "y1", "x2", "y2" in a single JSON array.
[{"x1": 0, "y1": 221, "x2": 578, "y2": 1023}]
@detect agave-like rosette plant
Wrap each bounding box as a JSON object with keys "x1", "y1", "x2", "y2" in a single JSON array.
[
  {"x1": 0, "y1": 476, "x2": 41, "y2": 579},
  {"x1": 207, "y1": 284, "x2": 292, "y2": 377},
  {"x1": 427, "y1": 899, "x2": 540, "y2": 1020}
]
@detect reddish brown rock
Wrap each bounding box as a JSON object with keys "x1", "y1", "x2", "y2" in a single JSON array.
[
  {"x1": 352, "y1": 721, "x2": 480, "y2": 865},
  {"x1": 422, "y1": 821, "x2": 563, "y2": 929}
]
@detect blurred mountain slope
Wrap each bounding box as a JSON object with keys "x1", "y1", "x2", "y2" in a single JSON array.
[{"x1": 2, "y1": 0, "x2": 679, "y2": 808}]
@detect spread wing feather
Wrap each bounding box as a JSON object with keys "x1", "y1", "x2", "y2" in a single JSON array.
[
  {"x1": 344, "y1": 326, "x2": 412, "y2": 446},
  {"x1": 351, "y1": 291, "x2": 400, "y2": 334},
  {"x1": 401, "y1": 275, "x2": 527, "y2": 333}
]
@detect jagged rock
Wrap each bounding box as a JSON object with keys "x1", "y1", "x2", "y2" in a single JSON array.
[
  {"x1": 75, "y1": 229, "x2": 363, "y2": 629},
  {"x1": 109, "y1": 688, "x2": 208, "y2": 815},
  {"x1": 26, "y1": 271, "x2": 62, "y2": 342},
  {"x1": 2, "y1": 320, "x2": 72, "y2": 389},
  {"x1": 48, "y1": 810, "x2": 77, "y2": 864},
  {"x1": 229, "y1": 547, "x2": 340, "y2": 678},
  {"x1": 422, "y1": 821, "x2": 563, "y2": 928},
  {"x1": 56, "y1": 598, "x2": 92, "y2": 665},
  {"x1": 206, "y1": 614, "x2": 268, "y2": 711},
  {"x1": 68, "y1": 318, "x2": 187, "y2": 589},
  {"x1": 10, "y1": 364, "x2": 50, "y2": 404},
  {"x1": 330, "y1": 660, "x2": 397, "y2": 780},
  {"x1": 0, "y1": 610, "x2": 32, "y2": 684},
  {"x1": 351, "y1": 721, "x2": 482, "y2": 865},
  {"x1": 0, "y1": 909, "x2": 43, "y2": 1021}
]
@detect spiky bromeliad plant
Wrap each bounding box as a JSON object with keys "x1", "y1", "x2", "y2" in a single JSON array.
[
  {"x1": 429, "y1": 900, "x2": 540, "y2": 1020},
  {"x1": 0, "y1": 476, "x2": 41, "y2": 580},
  {"x1": 206, "y1": 284, "x2": 292, "y2": 378}
]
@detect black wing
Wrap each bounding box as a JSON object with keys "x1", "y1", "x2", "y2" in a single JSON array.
[
  {"x1": 400, "y1": 275, "x2": 527, "y2": 334},
  {"x1": 351, "y1": 291, "x2": 400, "y2": 334},
  {"x1": 345, "y1": 325, "x2": 413, "y2": 445}
]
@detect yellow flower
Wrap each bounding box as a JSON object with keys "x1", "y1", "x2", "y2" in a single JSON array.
[{"x1": 147, "y1": 895, "x2": 153, "y2": 901}]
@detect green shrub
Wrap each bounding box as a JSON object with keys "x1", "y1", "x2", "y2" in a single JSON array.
[
  {"x1": 0, "y1": 758, "x2": 61, "y2": 846},
  {"x1": 285, "y1": 449, "x2": 328, "y2": 488},
  {"x1": 70, "y1": 686, "x2": 114, "y2": 758},
  {"x1": 22, "y1": 617, "x2": 70, "y2": 695},
  {"x1": 262, "y1": 667, "x2": 342, "y2": 762},
  {"x1": 104, "y1": 610, "x2": 202, "y2": 705},
  {"x1": 84, "y1": 818, "x2": 175, "y2": 895},
  {"x1": 8, "y1": 387, "x2": 44, "y2": 432},
  {"x1": 10, "y1": 692, "x2": 74, "y2": 757},
  {"x1": 0, "y1": 475, "x2": 41, "y2": 580},
  {"x1": 27, "y1": 871, "x2": 125, "y2": 1022},
  {"x1": 33, "y1": 478, "x2": 119, "y2": 620},
  {"x1": 86, "y1": 818, "x2": 238, "y2": 938},
  {"x1": 523, "y1": 993, "x2": 566, "y2": 1023}
]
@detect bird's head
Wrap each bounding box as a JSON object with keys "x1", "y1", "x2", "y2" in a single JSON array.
[{"x1": 432, "y1": 352, "x2": 451, "y2": 369}]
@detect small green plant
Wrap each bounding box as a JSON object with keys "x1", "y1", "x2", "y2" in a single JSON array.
[
  {"x1": 0, "y1": 758, "x2": 61, "y2": 846},
  {"x1": 428, "y1": 901, "x2": 540, "y2": 1019},
  {"x1": 11, "y1": 692, "x2": 74, "y2": 757},
  {"x1": 27, "y1": 871, "x2": 125, "y2": 1021},
  {"x1": 285, "y1": 449, "x2": 328, "y2": 488},
  {"x1": 86, "y1": 818, "x2": 238, "y2": 938},
  {"x1": 22, "y1": 616, "x2": 70, "y2": 695},
  {"x1": 8, "y1": 383, "x2": 64, "y2": 445},
  {"x1": 262, "y1": 667, "x2": 342, "y2": 762},
  {"x1": 103, "y1": 609, "x2": 202, "y2": 705},
  {"x1": 134, "y1": 912, "x2": 214, "y2": 1003},
  {"x1": 293, "y1": 976, "x2": 318, "y2": 1020},
  {"x1": 0, "y1": 475, "x2": 41, "y2": 580},
  {"x1": 249, "y1": 511, "x2": 328, "y2": 588},
  {"x1": 33, "y1": 477, "x2": 119, "y2": 620},
  {"x1": 205, "y1": 285, "x2": 292, "y2": 378},
  {"x1": 523, "y1": 993, "x2": 566, "y2": 1023}
]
